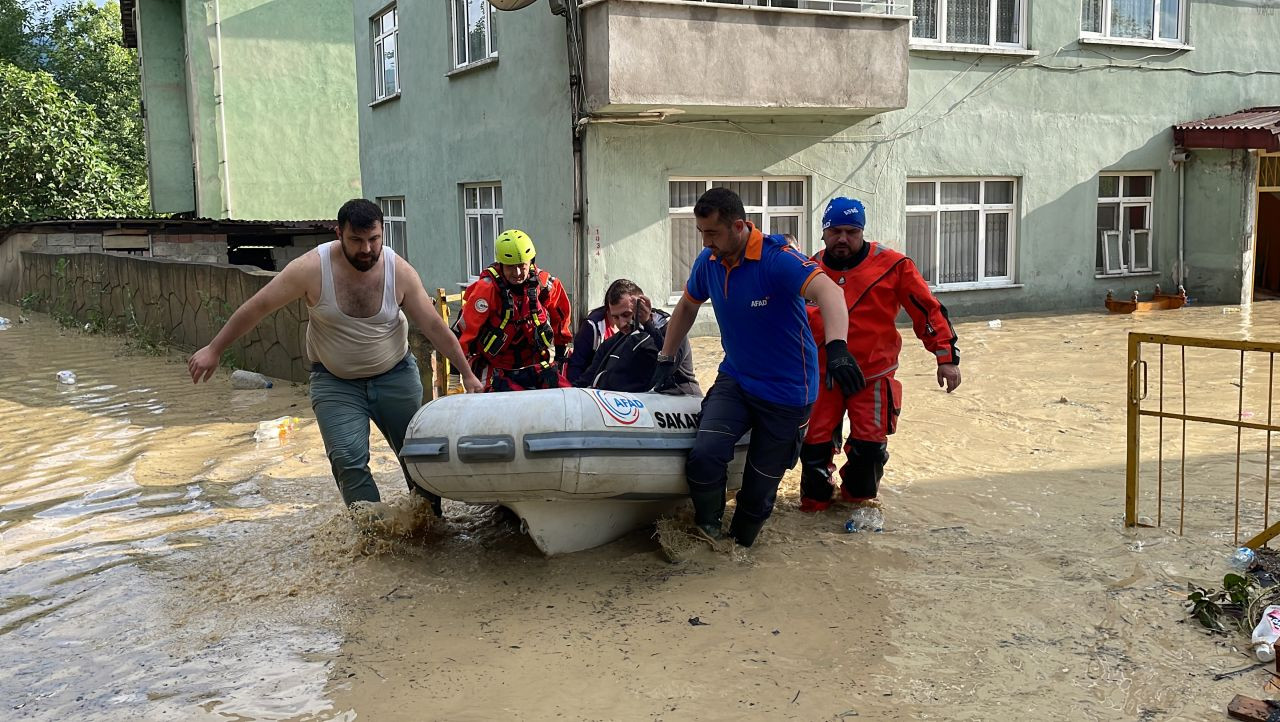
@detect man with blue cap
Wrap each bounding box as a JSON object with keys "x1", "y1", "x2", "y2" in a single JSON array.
[
  {"x1": 798, "y1": 197, "x2": 961, "y2": 515},
  {"x1": 650, "y1": 187, "x2": 866, "y2": 548}
]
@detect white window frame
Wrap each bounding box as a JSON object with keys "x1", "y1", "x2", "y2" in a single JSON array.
[
  {"x1": 905, "y1": 177, "x2": 1017, "y2": 290},
  {"x1": 371, "y1": 5, "x2": 399, "y2": 102},
  {"x1": 378, "y1": 197, "x2": 407, "y2": 258},
  {"x1": 451, "y1": 0, "x2": 498, "y2": 69},
  {"x1": 1095, "y1": 172, "x2": 1156, "y2": 277},
  {"x1": 666, "y1": 176, "x2": 808, "y2": 305},
  {"x1": 462, "y1": 182, "x2": 504, "y2": 282},
  {"x1": 910, "y1": 0, "x2": 1028, "y2": 48},
  {"x1": 1080, "y1": 0, "x2": 1186, "y2": 44}
]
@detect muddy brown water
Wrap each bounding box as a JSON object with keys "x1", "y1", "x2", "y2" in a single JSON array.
[{"x1": 2, "y1": 299, "x2": 1280, "y2": 720}]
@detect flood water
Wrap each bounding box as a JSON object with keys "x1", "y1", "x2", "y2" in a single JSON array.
[{"x1": 2, "y1": 298, "x2": 1280, "y2": 720}]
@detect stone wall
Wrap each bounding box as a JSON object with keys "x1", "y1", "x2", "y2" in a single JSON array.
[
  {"x1": 15, "y1": 249, "x2": 442, "y2": 392},
  {"x1": 19, "y1": 250, "x2": 308, "y2": 381}
]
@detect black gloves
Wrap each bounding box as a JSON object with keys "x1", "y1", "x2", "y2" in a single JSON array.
[
  {"x1": 825, "y1": 340, "x2": 866, "y2": 397},
  {"x1": 650, "y1": 355, "x2": 677, "y2": 392},
  {"x1": 555, "y1": 345, "x2": 568, "y2": 367}
]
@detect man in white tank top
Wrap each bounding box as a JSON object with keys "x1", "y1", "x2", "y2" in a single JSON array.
[{"x1": 187, "y1": 199, "x2": 482, "y2": 514}]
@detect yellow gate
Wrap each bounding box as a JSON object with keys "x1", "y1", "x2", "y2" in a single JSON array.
[
  {"x1": 433, "y1": 288, "x2": 464, "y2": 398},
  {"x1": 1126, "y1": 332, "x2": 1280, "y2": 547}
]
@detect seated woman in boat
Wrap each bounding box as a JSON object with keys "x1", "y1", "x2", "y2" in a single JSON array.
[{"x1": 573, "y1": 283, "x2": 701, "y2": 396}]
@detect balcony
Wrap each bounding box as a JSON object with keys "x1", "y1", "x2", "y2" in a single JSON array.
[{"x1": 580, "y1": 0, "x2": 911, "y2": 117}]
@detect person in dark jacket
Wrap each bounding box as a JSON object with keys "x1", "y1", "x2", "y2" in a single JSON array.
[
  {"x1": 574, "y1": 287, "x2": 700, "y2": 396},
  {"x1": 566, "y1": 278, "x2": 642, "y2": 384}
]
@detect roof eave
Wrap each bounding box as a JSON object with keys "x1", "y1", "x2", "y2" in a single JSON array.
[{"x1": 1174, "y1": 127, "x2": 1280, "y2": 153}]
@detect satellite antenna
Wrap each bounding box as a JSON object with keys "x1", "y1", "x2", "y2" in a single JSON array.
[{"x1": 488, "y1": 0, "x2": 538, "y2": 9}]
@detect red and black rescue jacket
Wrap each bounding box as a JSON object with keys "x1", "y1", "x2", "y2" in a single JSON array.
[{"x1": 458, "y1": 264, "x2": 573, "y2": 371}]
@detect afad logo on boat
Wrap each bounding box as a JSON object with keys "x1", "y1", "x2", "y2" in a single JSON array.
[{"x1": 590, "y1": 389, "x2": 655, "y2": 428}]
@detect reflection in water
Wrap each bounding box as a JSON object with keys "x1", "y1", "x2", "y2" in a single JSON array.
[{"x1": 1, "y1": 299, "x2": 1280, "y2": 719}]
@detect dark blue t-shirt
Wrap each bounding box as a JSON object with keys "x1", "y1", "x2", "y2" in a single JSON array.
[{"x1": 684, "y1": 226, "x2": 822, "y2": 406}]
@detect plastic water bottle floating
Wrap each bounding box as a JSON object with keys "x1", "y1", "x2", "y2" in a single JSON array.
[
  {"x1": 1232, "y1": 546, "x2": 1257, "y2": 569},
  {"x1": 231, "y1": 370, "x2": 273, "y2": 389},
  {"x1": 56, "y1": 370, "x2": 77, "y2": 385},
  {"x1": 0, "y1": 316, "x2": 10, "y2": 330},
  {"x1": 845, "y1": 506, "x2": 884, "y2": 533}
]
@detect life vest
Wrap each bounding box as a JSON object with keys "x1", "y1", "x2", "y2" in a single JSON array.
[{"x1": 474, "y1": 264, "x2": 558, "y2": 368}]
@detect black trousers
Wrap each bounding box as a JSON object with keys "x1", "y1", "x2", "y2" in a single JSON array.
[{"x1": 686, "y1": 373, "x2": 812, "y2": 524}]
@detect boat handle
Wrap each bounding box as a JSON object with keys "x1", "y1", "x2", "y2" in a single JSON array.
[
  {"x1": 399, "y1": 437, "x2": 449, "y2": 462},
  {"x1": 457, "y1": 435, "x2": 516, "y2": 463}
]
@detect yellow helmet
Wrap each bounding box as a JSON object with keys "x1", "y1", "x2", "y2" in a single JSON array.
[{"x1": 494, "y1": 229, "x2": 536, "y2": 266}]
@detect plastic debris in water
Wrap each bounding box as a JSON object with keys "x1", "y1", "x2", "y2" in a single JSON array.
[
  {"x1": 56, "y1": 370, "x2": 77, "y2": 385},
  {"x1": 844, "y1": 506, "x2": 884, "y2": 533},
  {"x1": 253, "y1": 416, "x2": 301, "y2": 444},
  {"x1": 1232, "y1": 546, "x2": 1257, "y2": 569},
  {"x1": 0, "y1": 316, "x2": 10, "y2": 330},
  {"x1": 231, "y1": 370, "x2": 273, "y2": 389},
  {"x1": 988, "y1": 319, "x2": 1003, "y2": 329}
]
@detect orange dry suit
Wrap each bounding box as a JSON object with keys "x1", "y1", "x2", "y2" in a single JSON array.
[
  {"x1": 457, "y1": 264, "x2": 573, "y2": 391},
  {"x1": 801, "y1": 241, "x2": 958, "y2": 503}
]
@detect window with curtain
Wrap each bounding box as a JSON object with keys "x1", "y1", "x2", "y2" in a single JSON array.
[
  {"x1": 462, "y1": 183, "x2": 504, "y2": 280},
  {"x1": 667, "y1": 176, "x2": 807, "y2": 301},
  {"x1": 1095, "y1": 172, "x2": 1155, "y2": 276},
  {"x1": 905, "y1": 177, "x2": 1016, "y2": 287},
  {"x1": 1080, "y1": 0, "x2": 1184, "y2": 42},
  {"x1": 911, "y1": 0, "x2": 1024, "y2": 47},
  {"x1": 371, "y1": 6, "x2": 399, "y2": 102},
  {"x1": 452, "y1": 0, "x2": 498, "y2": 68}
]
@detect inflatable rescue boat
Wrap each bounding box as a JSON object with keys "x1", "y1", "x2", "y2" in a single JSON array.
[{"x1": 400, "y1": 387, "x2": 747, "y2": 555}]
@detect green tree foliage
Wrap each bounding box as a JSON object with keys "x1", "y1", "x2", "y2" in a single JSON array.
[
  {"x1": 0, "y1": 62, "x2": 145, "y2": 225},
  {"x1": 0, "y1": 0, "x2": 37, "y2": 70},
  {"x1": 43, "y1": 1, "x2": 147, "y2": 193},
  {"x1": 0, "y1": 1, "x2": 147, "y2": 223}
]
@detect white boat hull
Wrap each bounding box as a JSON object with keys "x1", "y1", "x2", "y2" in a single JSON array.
[{"x1": 400, "y1": 387, "x2": 747, "y2": 555}]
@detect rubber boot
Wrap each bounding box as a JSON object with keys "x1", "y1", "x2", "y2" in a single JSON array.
[
  {"x1": 839, "y1": 440, "x2": 889, "y2": 502},
  {"x1": 689, "y1": 489, "x2": 726, "y2": 540},
  {"x1": 798, "y1": 442, "x2": 837, "y2": 512},
  {"x1": 729, "y1": 513, "x2": 766, "y2": 548}
]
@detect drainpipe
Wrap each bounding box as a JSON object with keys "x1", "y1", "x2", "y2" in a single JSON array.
[
  {"x1": 559, "y1": 1, "x2": 589, "y2": 318},
  {"x1": 181, "y1": 9, "x2": 203, "y2": 216},
  {"x1": 1178, "y1": 161, "x2": 1185, "y2": 286},
  {"x1": 212, "y1": 0, "x2": 233, "y2": 218},
  {"x1": 1173, "y1": 148, "x2": 1190, "y2": 287}
]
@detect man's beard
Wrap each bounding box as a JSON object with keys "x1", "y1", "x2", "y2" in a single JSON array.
[
  {"x1": 344, "y1": 247, "x2": 380, "y2": 272},
  {"x1": 827, "y1": 243, "x2": 854, "y2": 259}
]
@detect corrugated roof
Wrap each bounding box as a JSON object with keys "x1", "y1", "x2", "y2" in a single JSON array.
[
  {"x1": 1174, "y1": 107, "x2": 1280, "y2": 132},
  {"x1": 1173, "y1": 106, "x2": 1280, "y2": 152},
  {"x1": 2, "y1": 217, "x2": 337, "y2": 237}
]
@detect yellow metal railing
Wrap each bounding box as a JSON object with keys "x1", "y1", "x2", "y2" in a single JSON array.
[
  {"x1": 1126, "y1": 332, "x2": 1280, "y2": 547},
  {"x1": 434, "y1": 288, "x2": 464, "y2": 399}
]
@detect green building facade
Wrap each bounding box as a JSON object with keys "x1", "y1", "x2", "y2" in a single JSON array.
[{"x1": 125, "y1": 0, "x2": 362, "y2": 221}]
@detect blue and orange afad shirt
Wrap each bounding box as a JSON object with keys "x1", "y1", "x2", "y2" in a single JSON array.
[{"x1": 684, "y1": 225, "x2": 822, "y2": 407}]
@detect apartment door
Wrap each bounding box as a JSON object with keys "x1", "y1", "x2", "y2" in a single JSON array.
[{"x1": 1257, "y1": 154, "x2": 1280, "y2": 299}]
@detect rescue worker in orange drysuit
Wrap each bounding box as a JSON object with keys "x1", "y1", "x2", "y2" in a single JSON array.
[{"x1": 800, "y1": 197, "x2": 962, "y2": 511}]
